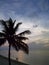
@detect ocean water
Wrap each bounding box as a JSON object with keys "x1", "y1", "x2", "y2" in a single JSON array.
[{"x1": 0, "y1": 50, "x2": 49, "y2": 65}]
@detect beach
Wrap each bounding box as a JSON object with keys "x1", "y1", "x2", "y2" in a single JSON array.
[{"x1": 0, "y1": 55, "x2": 28, "y2": 65}]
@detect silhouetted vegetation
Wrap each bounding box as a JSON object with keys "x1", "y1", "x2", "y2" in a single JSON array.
[{"x1": 0, "y1": 18, "x2": 31, "y2": 65}]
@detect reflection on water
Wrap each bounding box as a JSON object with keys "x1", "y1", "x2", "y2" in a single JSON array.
[
  {"x1": 18, "y1": 51, "x2": 25, "y2": 61},
  {"x1": 0, "y1": 50, "x2": 49, "y2": 65}
]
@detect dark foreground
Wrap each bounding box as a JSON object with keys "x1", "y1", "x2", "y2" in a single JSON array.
[{"x1": 0, "y1": 55, "x2": 28, "y2": 65}]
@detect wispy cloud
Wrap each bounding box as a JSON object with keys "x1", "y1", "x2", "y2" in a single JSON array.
[{"x1": 0, "y1": 0, "x2": 49, "y2": 44}]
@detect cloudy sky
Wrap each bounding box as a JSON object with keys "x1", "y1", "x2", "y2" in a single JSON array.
[{"x1": 0, "y1": 0, "x2": 49, "y2": 46}]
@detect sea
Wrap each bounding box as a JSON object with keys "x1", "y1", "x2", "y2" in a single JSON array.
[{"x1": 0, "y1": 49, "x2": 49, "y2": 65}]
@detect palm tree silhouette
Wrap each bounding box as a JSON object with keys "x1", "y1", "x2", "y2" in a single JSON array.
[{"x1": 0, "y1": 18, "x2": 31, "y2": 65}]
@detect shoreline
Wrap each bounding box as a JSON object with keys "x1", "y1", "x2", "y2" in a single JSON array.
[{"x1": 0, "y1": 55, "x2": 29, "y2": 65}]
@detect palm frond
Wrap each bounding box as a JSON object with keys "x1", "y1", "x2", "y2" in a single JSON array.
[
  {"x1": 12, "y1": 43, "x2": 19, "y2": 51},
  {"x1": 15, "y1": 41, "x2": 29, "y2": 54},
  {"x1": 14, "y1": 35, "x2": 28, "y2": 40},
  {"x1": 11, "y1": 38, "x2": 19, "y2": 51},
  {"x1": 0, "y1": 32, "x2": 5, "y2": 37},
  {"x1": 8, "y1": 18, "x2": 16, "y2": 28},
  {"x1": 20, "y1": 41, "x2": 29, "y2": 54},
  {"x1": 2, "y1": 30, "x2": 6, "y2": 33},
  {"x1": 3, "y1": 18, "x2": 15, "y2": 35},
  {"x1": 18, "y1": 30, "x2": 31, "y2": 36},
  {"x1": 7, "y1": 36, "x2": 19, "y2": 51},
  {"x1": 0, "y1": 38, "x2": 6, "y2": 46},
  {"x1": 7, "y1": 18, "x2": 13, "y2": 27},
  {"x1": 11, "y1": 37, "x2": 29, "y2": 54},
  {"x1": 0, "y1": 20, "x2": 8, "y2": 31},
  {"x1": 13, "y1": 20, "x2": 16, "y2": 27},
  {"x1": 14, "y1": 22, "x2": 22, "y2": 32}
]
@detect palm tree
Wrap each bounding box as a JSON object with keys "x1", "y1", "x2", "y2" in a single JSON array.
[{"x1": 0, "y1": 18, "x2": 31, "y2": 65}]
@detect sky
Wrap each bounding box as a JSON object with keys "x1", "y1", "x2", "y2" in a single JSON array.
[{"x1": 0, "y1": 0, "x2": 49, "y2": 47}]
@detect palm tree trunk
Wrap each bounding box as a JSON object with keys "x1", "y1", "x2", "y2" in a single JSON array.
[{"x1": 8, "y1": 44, "x2": 11, "y2": 65}]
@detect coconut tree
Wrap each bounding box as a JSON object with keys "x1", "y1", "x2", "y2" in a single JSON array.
[{"x1": 0, "y1": 18, "x2": 31, "y2": 65}]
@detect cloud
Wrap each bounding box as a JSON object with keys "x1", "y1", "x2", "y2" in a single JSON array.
[
  {"x1": 0, "y1": 0, "x2": 49, "y2": 19},
  {"x1": 0, "y1": 0, "x2": 49, "y2": 44},
  {"x1": 28, "y1": 41, "x2": 49, "y2": 50},
  {"x1": 0, "y1": 0, "x2": 49, "y2": 17}
]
